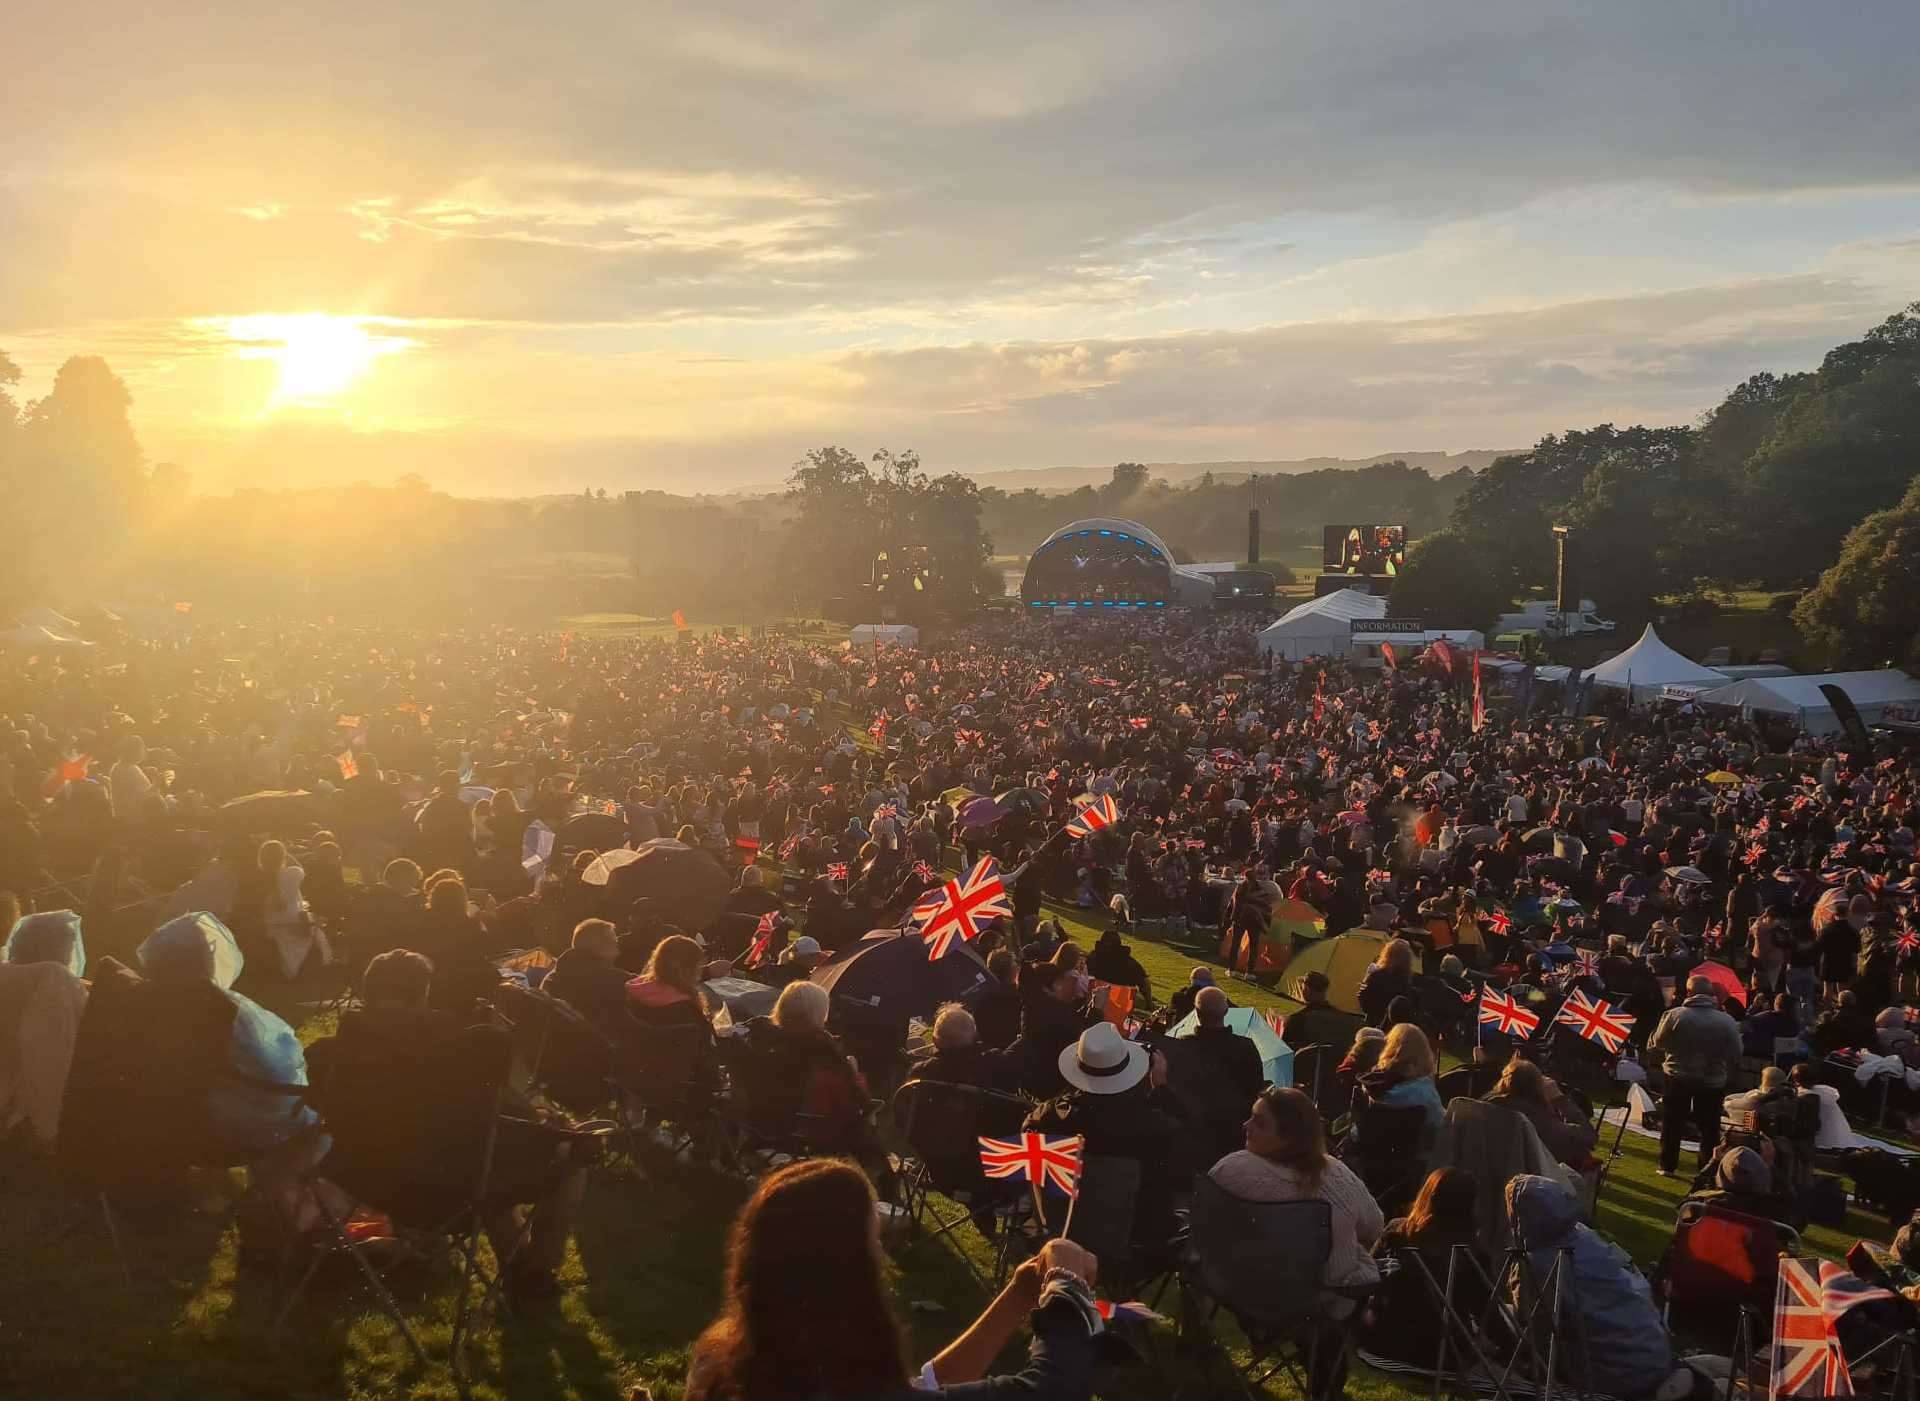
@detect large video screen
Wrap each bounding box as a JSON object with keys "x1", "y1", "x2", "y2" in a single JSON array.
[{"x1": 1323, "y1": 523, "x2": 1407, "y2": 576}]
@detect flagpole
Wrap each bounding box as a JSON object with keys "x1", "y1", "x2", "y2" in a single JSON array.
[{"x1": 1060, "y1": 1190, "x2": 1078, "y2": 1242}]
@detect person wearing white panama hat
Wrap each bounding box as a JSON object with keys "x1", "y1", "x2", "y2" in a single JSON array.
[{"x1": 1024, "y1": 1022, "x2": 1193, "y2": 1257}]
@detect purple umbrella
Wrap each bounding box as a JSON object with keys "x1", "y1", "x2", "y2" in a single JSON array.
[{"x1": 958, "y1": 795, "x2": 1007, "y2": 828}]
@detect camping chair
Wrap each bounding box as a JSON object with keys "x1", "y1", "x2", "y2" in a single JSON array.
[
  {"x1": 1340, "y1": 1102, "x2": 1433, "y2": 1217},
  {"x1": 1436, "y1": 1064, "x2": 1501, "y2": 1103},
  {"x1": 1173, "y1": 1178, "x2": 1361, "y2": 1401},
  {"x1": 1653, "y1": 1201, "x2": 1798, "y2": 1334},
  {"x1": 613, "y1": 1019, "x2": 729, "y2": 1166},
  {"x1": 55, "y1": 960, "x2": 309, "y2": 1281},
  {"x1": 890, "y1": 1079, "x2": 1033, "y2": 1287},
  {"x1": 493, "y1": 983, "x2": 615, "y2": 1116},
  {"x1": 717, "y1": 1025, "x2": 833, "y2": 1165},
  {"x1": 1291, "y1": 1044, "x2": 1338, "y2": 1116},
  {"x1": 271, "y1": 1015, "x2": 532, "y2": 1389},
  {"x1": 1042, "y1": 1155, "x2": 1144, "y2": 1295}
]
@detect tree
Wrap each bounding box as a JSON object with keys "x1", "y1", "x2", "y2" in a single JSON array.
[
  {"x1": 1107, "y1": 462, "x2": 1150, "y2": 499},
  {"x1": 1390, "y1": 529, "x2": 1513, "y2": 634},
  {"x1": 1793, "y1": 477, "x2": 1920, "y2": 670}
]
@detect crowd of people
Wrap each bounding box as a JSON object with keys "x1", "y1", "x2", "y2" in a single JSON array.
[{"x1": 6, "y1": 607, "x2": 1920, "y2": 1397}]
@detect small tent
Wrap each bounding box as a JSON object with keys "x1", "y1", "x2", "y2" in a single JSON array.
[
  {"x1": 1693, "y1": 670, "x2": 1920, "y2": 737},
  {"x1": 1255, "y1": 589, "x2": 1385, "y2": 661},
  {"x1": 1583, "y1": 624, "x2": 1726, "y2": 700},
  {"x1": 850, "y1": 623, "x2": 919, "y2": 651},
  {"x1": 1273, "y1": 930, "x2": 1388, "y2": 1014}
]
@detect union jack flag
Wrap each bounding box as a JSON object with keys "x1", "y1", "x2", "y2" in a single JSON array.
[
  {"x1": 912, "y1": 860, "x2": 938, "y2": 885},
  {"x1": 1829, "y1": 841, "x2": 1853, "y2": 864},
  {"x1": 1128, "y1": 716, "x2": 1151, "y2": 730},
  {"x1": 955, "y1": 728, "x2": 984, "y2": 747},
  {"x1": 1771, "y1": 1258, "x2": 1865, "y2": 1399},
  {"x1": 779, "y1": 828, "x2": 809, "y2": 860},
  {"x1": 1564, "y1": 948, "x2": 1601, "y2": 981},
  {"x1": 868, "y1": 710, "x2": 890, "y2": 740},
  {"x1": 1896, "y1": 929, "x2": 1920, "y2": 957},
  {"x1": 1066, "y1": 794, "x2": 1120, "y2": 838},
  {"x1": 911, "y1": 857, "x2": 1012, "y2": 959},
  {"x1": 1746, "y1": 842, "x2": 1770, "y2": 867},
  {"x1": 1478, "y1": 987, "x2": 1540, "y2": 1037},
  {"x1": 978, "y1": 1133, "x2": 1084, "y2": 1197},
  {"x1": 1459, "y1": 984, "x2": 1481, "y2": 1004},
  {"x1": 872, "y1": 801, "x2": 903, "y2": 823},
  {"x1": 744, "y1": 911, "x2": 782, "y2": 967},
  {"x1": 1555, "y1": 986, "x2": 1635, "y2": 1054},
  {"x1": 1485, "y1": 908, "x2": 1513, "y2": 935},
  {"x1": 825, "y1": 861, "x2": 850, "y2": 881}
]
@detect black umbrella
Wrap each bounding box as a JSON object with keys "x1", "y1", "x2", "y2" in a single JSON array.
[
  {"x1": 1518, "y1": 826, "x2": 1557, "y2": 853},
  {"x1": 811, "y1": 929, "x2": 991, "y2": 1026},
  {"x1": 995, "y1": 786, "x2": 1051, "y2": 817},
  {"x1": 561, "y1": 811, "x2": 629, "y2": 850},
  {"x1": 606, "y1": 838, "x2": 731, "y2": 929}
]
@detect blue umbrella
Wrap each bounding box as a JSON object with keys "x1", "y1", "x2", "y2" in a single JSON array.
[{"x1": 1167, "y1": 1005, "x2": 1295, "y2": 1087}]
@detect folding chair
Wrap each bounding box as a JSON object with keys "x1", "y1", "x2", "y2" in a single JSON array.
[
  {"x1": 1653, "y1": 1201, "x2": 1798, "y2": 1334},
  {"x1": 890, "y1": 1078, "x2": 1034, "y2": 1288},
  {"x1": 273, "y1": 1011, "x2": 534, "y2": 1392},
  {"x1": 1436, "y1": 1064, "x2": 1500, "y2": 1103},
  {"x1": 493, "y1": 982, "x2": 616, "y2": 1116},
  {"x1": 1042, "y1": 1154, "x2": 1144, "y2": 1294},
  {"x1": 1173, "y1": 1178, "x2": 1357, "y2": 1401},
  {"x1": 1340, "y1": 1101, "x2": 1433, "y2": 1216},
  {"x1": 55, "y1": 959, "x2": 308, "y2": 1280},
  {"x1": 1291, "y1": 1044, "x2": 1337, "y2": 1114}
]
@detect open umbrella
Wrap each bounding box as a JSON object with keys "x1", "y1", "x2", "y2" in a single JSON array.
[
  {"x1": 811, "y1": 930, "x2": 991, "y2": 1026},
  {"x1": 958, "y1": 795, "x2": 1007, "y2": 828},
  {"x1": 1688, "y1": 959, "x2": 1746, "y2": 1008},
  {"x1": 581, "y1": 848, "x2": 643, "y2": 886},
  {"x1": 1664, "y1": 865, "x2": 1712, "y2": 885},
  {"x1": 1519, "y1": 826, "x2": 1558, "y2": 852},
  {"x1": 561, "y1": 810, "x2": 629, "y2": 850},
  {"x1": 1705, "y1": 771, "x2": 1742, "y2": 786},
  {"x1": 941, "y1": 786, "x2": 980, "y2": 806},
  {"x1": 1576, "y1": 756, "x2": 1610, "y2": 771},
  {"x1": 605, "y1": 839, "x2": 731, "y2": 929},
  {"x1": 995, "y1": 786, "x2": 1051, "y2": 816},
  {"x1": 1166, "y1": 1005, "x2": 1295, "y2": 1087},
  {"x1": 216, "y1": 790, "x2": 320, "y2": 834}
]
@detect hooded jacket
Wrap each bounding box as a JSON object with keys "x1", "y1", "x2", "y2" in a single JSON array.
[{"x1": 1506, "y1": 1174, "x2": 1674, "y2": 1399}]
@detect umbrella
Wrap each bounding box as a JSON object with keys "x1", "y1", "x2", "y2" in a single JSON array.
[
  {"x1": 562, "y1": 811, "x2": 628, "y2": 850},
  {"x1": 958, "y1": 796, "x2": 1007, "y2": 828},
  {"x1": 581, "y1": 848, "x2": 643, "y2": 886},
  {"x1": 1705, "y1": 771, "x2": 1742, "y2": 786},
  {"x1": 995, "y1": 786, "x2": 1051, "y2": 817},
  {"x1": 458, "y1": 785, "x2": 495, "y2": 806},
  {"x1": 1576, "y1": 756, "x2": 1610, "y2": 771},
  {"x1": 1519, "y1": 826, "x2": 1557, "y2": 852},
  {"x1": 811, "y1": 930, "x2": 991, "y2": 1026},
  {"x1": 1664, "y1": 865, "x2": 1712, "y2": 885},
  {"x1": 1689, "y1": 960, "x2": 1746, "y2": 1008},
  {"x1": 1422, "y1": 771, "x2": 1459, "y2": 790},
  {"x1": 605, "y1": 839, "x2": 731, "y2": 929},
  {"x1": 1759, "y1": 779, "x2": 1792, "y2": 799},
  {"x1": 1167, "y1": 1005, "x2": 1295, "y2": 1087},
  {"x1": 1224, "y1": 798, "x2": 1250, "y2": 814},
  {"x1": 941, "y1": 786, "x2": 980, "y2": 806}
]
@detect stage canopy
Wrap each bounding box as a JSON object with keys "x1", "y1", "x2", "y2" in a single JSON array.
[{"x1": 1020, "y1": 518, "x2": 1215, "y2": 609}]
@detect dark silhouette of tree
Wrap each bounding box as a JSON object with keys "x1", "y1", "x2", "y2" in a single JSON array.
[
  {"x1": 1389, "y1": 529, "x2": 1512, "y2": 633},
  {"x1": 1794, "y1": 476, "x2": 1920, "y2": 670}
]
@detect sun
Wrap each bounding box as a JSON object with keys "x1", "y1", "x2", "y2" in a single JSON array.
[{"x1": 222, "y1": 313, "x2": 415, "y2": 409}]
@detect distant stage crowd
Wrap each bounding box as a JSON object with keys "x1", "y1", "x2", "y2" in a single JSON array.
[{"x1": 7, "y1": 609, "x2": 1920, "y2": 1399}]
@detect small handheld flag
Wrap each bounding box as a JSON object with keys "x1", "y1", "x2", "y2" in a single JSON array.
[
  {"x1": 1066, "y1": 794, "x2": 1120, "y2": 839},
  {"x1": 1555, "y1": 986, "x2": 1635, "y2": 1054},
  {"x1": 1478, "y1": 986, "x2": 1541, "y2": 1037},
  {"x1": 978, "y1": 1133, "x2": 1084, "y2": 1197},
  {"x1": 911, "y1": 857, "x2": 1012, "y2": 959},
  {"x1": 825, "y1": 861, "x2": 850, "y2": 881},
  {"x1": 744, "y1": 911, "x2": 782, "y2": 968}
]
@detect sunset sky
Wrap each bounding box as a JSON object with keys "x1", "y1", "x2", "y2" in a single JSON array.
[{"x1": 5, "y1": 1, "x2": 1919, "y2": 494}]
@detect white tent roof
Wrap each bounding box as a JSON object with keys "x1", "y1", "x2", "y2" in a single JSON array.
[
  {"x1": 1584, "y1": 624, "x2": 1726, "y2": 694},
  {"x1": 1260, "y1": 589, "x2": 1386, "y2": 634},
  {"x1": 1695, "y1": 670, "x2": 1920, "y2": 718}
]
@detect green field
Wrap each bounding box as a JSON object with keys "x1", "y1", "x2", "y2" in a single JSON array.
[{"x1": 0, "y1": 894, "x2": 1883, "y2": 1399}]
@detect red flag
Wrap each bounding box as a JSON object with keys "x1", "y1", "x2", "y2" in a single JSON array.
[
  {"x1": 911, "y1": 857, "x2": 1012, "y2": 958},
  {"x1": 172, "y1": 601, "x2": 193, "y2": 613},
  {"x1": 41, "y1": 753, "x2": 92, "y2": 798},
  {"x1": 1312, "y1": 671, "x2": 1326, "y2": 724},
  {"x1": 336, "y1": 750, "x2": 359, "y2": 781},
  {"x1": 744, "y1": 911, "x2": 782, "y2": 968},
  {"x1": 1380, "y1": 642, "x2": 1397, "y2": 670},
  {"x1": 672, "y1": 609, "x2": 689, "y2": 630}
]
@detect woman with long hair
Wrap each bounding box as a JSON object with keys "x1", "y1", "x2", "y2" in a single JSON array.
[
  {"x1": 1362, "y1": 1167, "x2": 1499, "y2": 1365},
  {"x1": 1209, "y1": 1087, "x2": 1383, "y2": 1399},
  {"x1": 686, "y1": 1158, "x2": 1101, "y2": 1401},
  {"x1": 1483, "y1": 1057, "x2": 1597, "y2": 1168}
]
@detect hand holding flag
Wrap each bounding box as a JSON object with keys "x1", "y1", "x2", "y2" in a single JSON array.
[
  {"x1": 912, "y1": 857, "x2": 1012, "y2": 959},
  {"x1": 1065, "y1": 794, "x2": 1120, "y2": 839}
]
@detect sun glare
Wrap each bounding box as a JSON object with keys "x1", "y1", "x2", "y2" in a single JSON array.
[{"x1": 222, "y1": 313, "x2": 415, "y2": 409}]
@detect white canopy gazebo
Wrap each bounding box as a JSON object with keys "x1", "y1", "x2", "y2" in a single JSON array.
[{"x1": 1583, "y1": 624, "x2": 1727, "y2": 701}]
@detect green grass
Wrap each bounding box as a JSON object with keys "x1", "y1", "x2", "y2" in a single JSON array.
[{"x1": 1, "y1": 897, "x2": 1876, "y2": 1399}]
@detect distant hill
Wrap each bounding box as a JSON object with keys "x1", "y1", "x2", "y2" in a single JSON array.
[{"x1": 963, "y1": 449, "x2": 1514, "y2": 493}]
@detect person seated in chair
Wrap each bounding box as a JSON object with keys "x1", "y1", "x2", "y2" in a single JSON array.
[
  {"x1": 1482, "y1": 1058, "x2": 1597, "y2": 1169},
  {"x1": 1281, "y1": 970, "x2": 1351, "y2": 1051},
  {"x1": 546, "y1": 918, "x2": 634, "y2": 1036},
  {"x1": 965, "y1": 948, "x2": 1023, "y2": 1051},
  {"x1": 739, "y1": 981, "x2": 882, "y2": 1168},
  {"x1": 1682, "y1": 1142, "x2": 1800, "y2": 1230},
  {"x1": 305, "y1": 949, "x2": 594, "y2": 1304},
  {"x1": 1025, "y1": 1022, "x2": 1193, "y2": 1258},
  {"x1": 1743, "y1": 992, "x2": 1802, "y2": 1059},
  {"x1": 1006, "y1": 961, "x2": 1093, "y2": 1098},
  {"x1": 1210, "y1": 1086, "x2": 1383, "y2": 1401},
  {"x1": 1187, "y1": 985, "x2": 1267, "y2": 1163},
  {"x1": 1355, "y1": 1023, "x2": 1444, "y2": 1137},
  {"x1": 760, "y1": 934, "x2": 825, "y2": 989},
  {"x1": 1086, "y1": 927, "x2": 1151, "y2": 1004},
  {"x1": 1364, "y1": 1167, "x2": 1500, "y2": 1369},
  {"x1": 909, "y1": 1004, "x2": 1018, "y2": 1094}
]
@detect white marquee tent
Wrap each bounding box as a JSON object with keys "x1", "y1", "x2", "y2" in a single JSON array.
[
  {"x1": 849, "y1": 623, "x2": 920, "y2": 651},
  {"x1": 1693, "y1": 670, "x2": 1920, "y2": 737},
  {"x1": 1583, "y1": 624, "x2": 1726, "y2": 700},
  {"x1": 1255, "y1": 589, "x2": 1385, "y2": 660}
]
